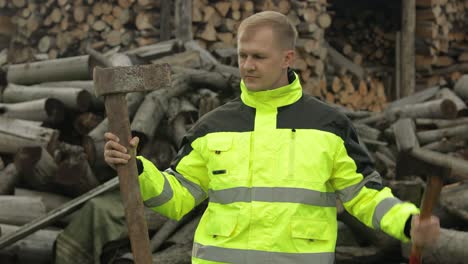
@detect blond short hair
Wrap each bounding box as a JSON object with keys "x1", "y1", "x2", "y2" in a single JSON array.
[{"x1": 238, "y1": 11, "x2": 298, "y2": 50}]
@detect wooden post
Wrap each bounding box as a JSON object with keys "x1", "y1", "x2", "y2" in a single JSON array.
[
  {"x1": 395, "y1": 31, "x2": 401, "y2": 100},
  {"x1": 401, "y1": 0, "x2": 415, "y2": 97},
  {"x1": 160, "y1": 0, "x2": 172, "y2": 41},
  {"x1": 175, "y1": 0, "x2": 193, "y2": 42}
]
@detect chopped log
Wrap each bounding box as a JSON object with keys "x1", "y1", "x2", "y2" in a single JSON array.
[
  {"x1": 336, "y1": 246, "x2": 383, "y2": 264},
  {"x1": 55, "y1": 152, "x2": 100, "y2": 197},
  {"x1": 435, "y1": 88, "x2": 467, "y2": 115},
  {"x1": 387, "y1": 86, "x2": 440, "y2": 110},
  {"x1": 393, "y1": 118, "x2": 419, "y2": 152},
  {"x1": 151, "y1": 50, "x2": 202, "y2": 69},
  {"x1": 0, "y1": 117, "x2": 59, "y2": 154},
  {"x1": 388, "y1": 177, "x2": 424, "y2": 205},
  {"x1": 0, "y1": 196, "x2": 46, "y2": 226},
  {"x1": 0, "y1": 98, "x2": 65, "y2": 124},
  {"x1": 389, "y1": 98, "x2": 457, "y2": 121},
  {"x1": 131, "y1": 90, "x2": 169, "y2": 147},
  {"x1": 410, "y1": 148, "x2": 468, "y2": 179},
  {"x1": 3, "y1": 84, "x2": 92, "y2": 112},
  {"x1": 0, "y1": 176, "x2": 119, "y2": 249},
  {"x1": 454, "y1": 75, "x2": 468, "y2": 100},
  {"x1": 15, "y1": 188, "x2": 71, "y2": 213},
  {"x1": 0, "y1": 224, "x2": 59, "y2": 264},
  {"x1": 422, "y1": 138, "x2": 465, "y2": 153},
  {"x1": 440, "y1": 182, "x2": 468, "y2": 222},
  {"x1": 417, "y1": 124, "x2": 468, "y2": 144},
  {"x1": 6, "y1": 55, "x2": 91, "y2": 85},
  {"x1": 0, "y1": 164, "x2": 17, "y2": 195},
  {"x1": 415, "y1": 117, "x2": 468, "y2": 128},
  {"x1": 14, "y1": 146, "x2": 57, "y2": 192},
  {"x1": 401, "y1": 228, "x2": 468, "y2": 264}
]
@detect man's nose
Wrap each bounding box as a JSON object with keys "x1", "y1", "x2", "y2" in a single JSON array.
[{"x1": 243, "y1": 57, "x2": 255, "y2": 71}]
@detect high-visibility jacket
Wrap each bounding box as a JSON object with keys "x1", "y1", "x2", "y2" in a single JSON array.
[{"x1": 138, "y1": 71, "x2": 419, "y2": 264}]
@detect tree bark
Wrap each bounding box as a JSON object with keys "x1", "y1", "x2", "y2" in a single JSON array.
[{"x1": 417, "y1": 124, "x2": 468, "y2": 144}]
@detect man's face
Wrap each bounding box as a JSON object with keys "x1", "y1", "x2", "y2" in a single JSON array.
[{"x1": 237, "y1": 26, "x2": 292, "y2": 91}]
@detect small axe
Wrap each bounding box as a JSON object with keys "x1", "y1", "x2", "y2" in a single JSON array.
[
  {"x1": 393, "y1": 118, "x2": 448, "y2": 264},
  {"x1": 94, "y1": 64, "x2": 171, "y2": 263}
]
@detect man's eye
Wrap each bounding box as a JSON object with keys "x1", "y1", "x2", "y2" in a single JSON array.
[{"x1": 254, "y1": 55, "x2": 264, "y2": 59}]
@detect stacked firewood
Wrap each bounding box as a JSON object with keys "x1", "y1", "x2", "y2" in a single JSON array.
[
  {"x1": 415, "y1": 0, "x2": 468, "y2": 88},
  {"x1": 2, "y1": 0, "x2": 172, "y2": 64},
  {"x1": 192, "y1": 0, "x2": 331, "y2": 106},
  {"x1": 321, "y1": 2, "x2": 396, "y2": 112}
]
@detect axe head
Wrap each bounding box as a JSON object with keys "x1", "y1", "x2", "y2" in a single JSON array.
[{"x1": 93, "y1": 63, "x2": 171, "y2": 97}]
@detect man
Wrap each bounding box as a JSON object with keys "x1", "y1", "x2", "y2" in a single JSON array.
[{"x1": 104, "y1": 11, "x2": 440, "y2": 264}]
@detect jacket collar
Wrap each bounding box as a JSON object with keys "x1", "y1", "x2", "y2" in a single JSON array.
[{"x1": 240, "y1": 70, "x2": 302, "y2": 109}]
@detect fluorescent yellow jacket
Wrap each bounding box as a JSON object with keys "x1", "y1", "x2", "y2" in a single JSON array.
[{"x1": 138, "y1": 71, "x2": 419, "y2": 264}]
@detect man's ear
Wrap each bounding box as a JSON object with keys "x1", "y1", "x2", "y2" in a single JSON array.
[{"x1": 282, "y1": 49, "x2": 295, "y2": 69}]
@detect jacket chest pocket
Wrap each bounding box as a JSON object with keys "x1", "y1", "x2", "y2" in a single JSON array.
[{"x1": 206, "y1": 135, "x2": 239, "y2": 182}]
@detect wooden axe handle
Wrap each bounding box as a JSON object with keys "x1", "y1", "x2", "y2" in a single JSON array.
[{"x1": 409, "y1": 175, "x2": 443, "y2": 264}]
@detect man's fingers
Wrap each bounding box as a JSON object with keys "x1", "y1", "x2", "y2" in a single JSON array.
[
  {"x1": 130, "y1": 136, "x2": 139, "y2": 148},
  {"x1": 105, "y1": 141, "x2": 127, "y2": 153},
  {"x1": 104, "y1": 132, "x2": 119, "y2": 142},
  {"x1": 105, "y1": 149, "x2": 131, "y2": 160},
  {"x1": 105, "y1": 156, "x2": 130, "y2": 165}
]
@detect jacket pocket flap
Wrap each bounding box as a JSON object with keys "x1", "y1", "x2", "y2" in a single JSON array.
[
  {"x1": 291, "y1": 218, "x2": 329, "y2": 241},
  {"x1": 206, "y1": 212, "x2": 238, "y2": 237},
  {"x1": 207, "y1": 136, "x2": 233, "y2": 152}
]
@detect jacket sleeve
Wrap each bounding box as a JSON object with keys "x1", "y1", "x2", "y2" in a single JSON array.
[
  {"x1": 329, "y1": 118, "x2": 419, "y2": 242},
  {"x1": 137, "y1": 134, "x2": 209, "y2": 221}
]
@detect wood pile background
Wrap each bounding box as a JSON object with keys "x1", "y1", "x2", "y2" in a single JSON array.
[
  {"x1": 415, "y1": 0, "x2": 468, "y2": 88},
  {"x1": 0, "y1": 1, "x2": 467, "y2": 264}
]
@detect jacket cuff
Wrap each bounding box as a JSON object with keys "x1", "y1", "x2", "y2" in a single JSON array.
[
  {"x1": 136, "y1": 157, "x2": 144, "y2": 175},
  {"x1": 404, "y1": 215, "x2": 412, "y2": 238}
]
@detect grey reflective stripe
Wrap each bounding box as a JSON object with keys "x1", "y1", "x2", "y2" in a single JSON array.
[
  {"x1": 144, "y1": 174, "x2": 173, "y2": 207},
  {"x1": 193, "y1": 242, "x2": 335, "y2": 264},
  {"x1": 372, "y1": 197, "x2": 402, "y2": 229},
  {"x1": 335, "y1": 170, "x2": 382, "y2": 203},
  {"x1": 166, "y1": 168, "x2": 207, "y2": 205},
  {"x1": 209, "y1": 187, "x2": 336, "y2": 207}
]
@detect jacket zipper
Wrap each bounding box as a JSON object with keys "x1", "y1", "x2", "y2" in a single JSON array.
[{"x1": 289, "y1": 129, "x2": 296, "y2": 177}]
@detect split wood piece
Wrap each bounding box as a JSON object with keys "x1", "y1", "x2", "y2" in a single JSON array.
[
  {"x1": 125, "y1": 39, "x2": 180, "y2": 59},
  {"x1": 0, "y1": 117, "x2": 59, "y2": 154},
  {"x1": 0, "y1": 224, "x2": 60, "y2": 264},
  {"x1": 0, "y1": 98, "x2": 64, "y2": 124},
  {"x1": 387, "y1": 86, "x2": 440, "y2": 110},
  {"x1": 417, "y1": 123, "x2": 468, "y2": 144},
  {"x1": 151, "y1": 50, "x2": 202, "y2": 69},
  {"x1": 94, "y1": 64, "x2": 172, "y2": 264},
  {"x1": 56, "y1": 152, "x2": 100, "y2": 197},
  {"x1": 0, "y1": 164, "x2": 17, "y2": 195},
  {"x1": 6, "y1": 55, "x2": 91, "y2": 85},
  {"x1": 14, "y1": 146, "x2": 57, "y2": 192},
  {"x1": 354, "y1": 124, "x2": 381, "y2": 141},
  {"x1": 0, "y1": 196, "x2": 46, "y2": 226},
  {"x1": 454, "y1": 75, "x2": 468, "y2": 100},
  {"x1": 131, "y1": 89, "x2": 169, "y2": 147},
  {"x1": 198, "y1": 89, "x2": 220, "y2": 119},
  {"x1": 3, "y1": 84, "x2": 92, "y2": 112},
  {"x1": 435, "y1": 88, "x2": 467, "y2": 115},
  {"x1": 415, "y1": 117, "x2": 468, "y2": 128},
  {"x1": 325, "y1": 41, "x2": 365, "y2": 79},
  {"x1": 0, "y1": 176, "x2": 119, "y2": 249}
]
